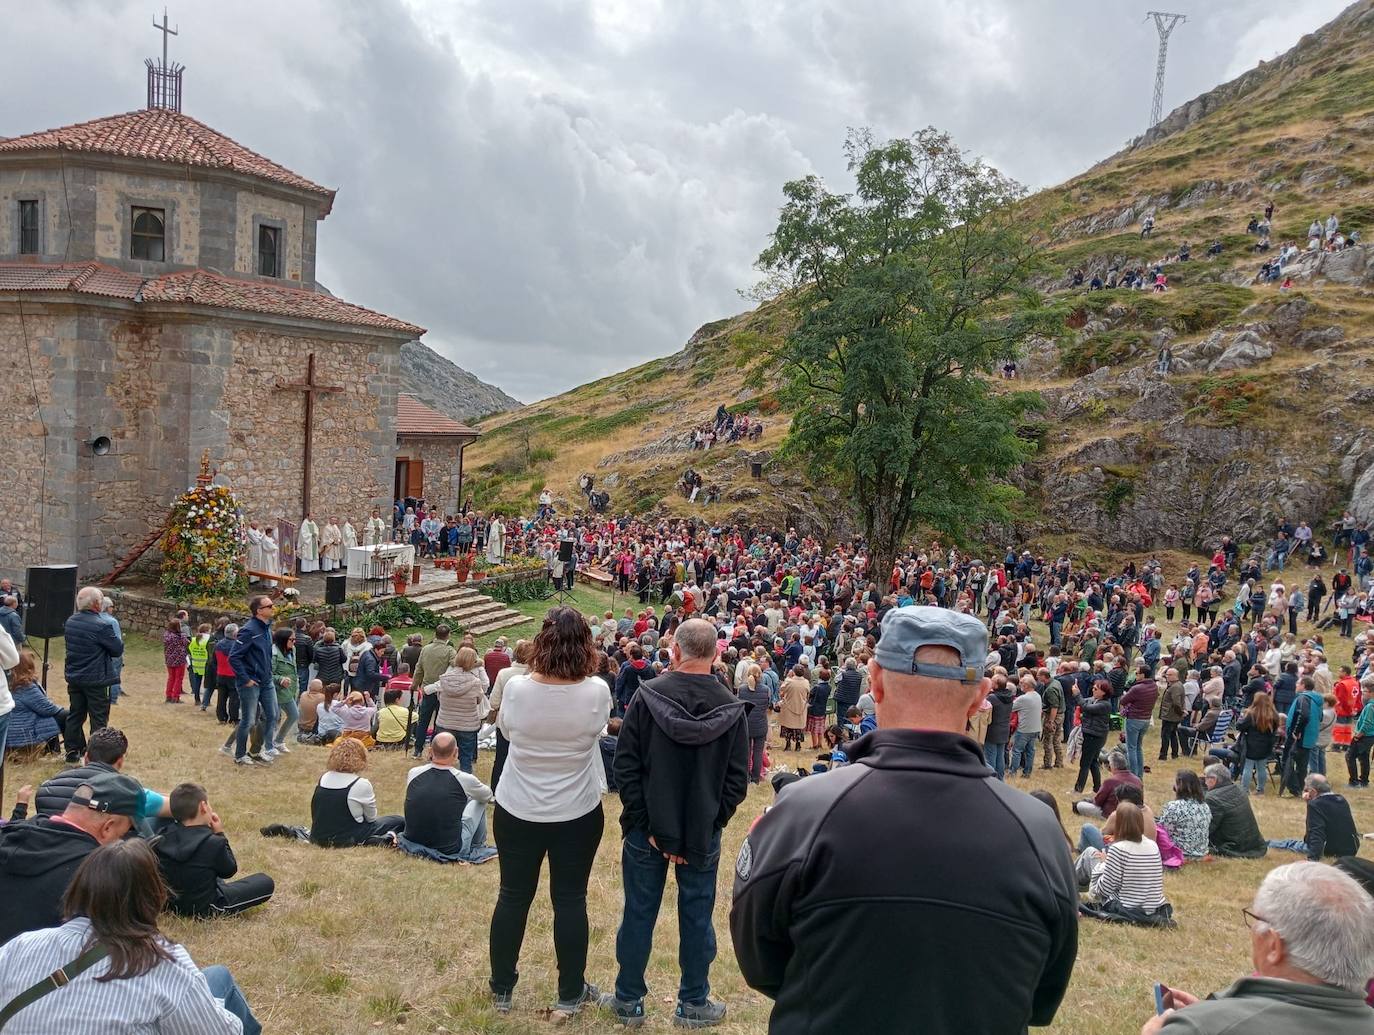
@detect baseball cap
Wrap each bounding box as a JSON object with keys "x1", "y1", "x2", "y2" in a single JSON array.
[
  {"x1": 874, "y1": 606, "x2": 988, "y2": 684},
  {"x1": 69, "y1": 771, "x2": 144, "y2": 817}
]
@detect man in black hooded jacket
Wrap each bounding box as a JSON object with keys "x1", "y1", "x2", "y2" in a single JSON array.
[
  {"x1": 600, "y1": 618, "x2": 748, "y2": 1029},
  {"x1": 154, "y1": 783, "x2": 274, "y2": 917}
]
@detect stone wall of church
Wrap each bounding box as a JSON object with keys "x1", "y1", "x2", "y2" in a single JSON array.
[
  {"x1": 0, "y1": 299, "x2": 405, "y2": 585},
  {"x1": 397, "y1": 437, "x2": 466, "y2": 515},
  {"x1": 215, "y1": 327, "x2": 400, "y2": 531}
]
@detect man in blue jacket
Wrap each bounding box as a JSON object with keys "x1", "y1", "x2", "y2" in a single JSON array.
[
  {"x1": 229, "y1": 596, "x2": 277, "y2": 766},
  {"x1": 63, "y1": 586, "x2": 125, "y2": 763}
]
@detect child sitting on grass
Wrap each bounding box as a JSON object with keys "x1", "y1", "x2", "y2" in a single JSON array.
[{"x1": 154, "y1": 782, "x2": 275, "y2": 918}]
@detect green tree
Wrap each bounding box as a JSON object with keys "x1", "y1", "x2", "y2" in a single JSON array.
[{"x1": 755, "y1": 129, "x2": 1056, "y2": 578}]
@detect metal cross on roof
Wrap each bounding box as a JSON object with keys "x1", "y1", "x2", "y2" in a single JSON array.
[{"x1": 152, "y1": 7, "x2": 178, "y2": 69}]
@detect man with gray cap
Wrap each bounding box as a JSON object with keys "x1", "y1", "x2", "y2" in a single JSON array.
[{"x1": 730, "y1": 605, "x2": 1077, "y2": 1033}]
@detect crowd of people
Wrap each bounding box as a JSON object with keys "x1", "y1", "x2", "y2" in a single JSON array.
[{"x1": 3, "y1": 506, "x2": 1374, "y2": 1031}]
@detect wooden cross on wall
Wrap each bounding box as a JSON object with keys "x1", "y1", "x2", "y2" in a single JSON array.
[{"x1": 276, "y1": 352, "x2": 342, "y2": 515}]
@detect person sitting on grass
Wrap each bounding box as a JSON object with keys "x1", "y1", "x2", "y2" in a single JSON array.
[
  {"x1": 153, "y1": 782, "x2": 275, "y2": 918},
  {"x1": 1079, "y1": 802, "x2": 1167, "y2": 919},
  {"x1": 1266, "y1": 774, "x2": 1360, "y2": 860},
  {"x1": 334, "y1": 691, "x2": 377, "y2": 748},
  {"x1": 1156, "y1": 770, "x2": 1212, "y2": 862},
  {"x1": 261, "y1": 739, "x2": 404, "y2": 847},
  {"x1": 1142, "y1": 862, "x2": 1374, "y2": 1034},
  {"x1": 1203, "y1": 764, "x2": 1267, "y2": 858},
  {"x1": 0, "y1": 840, "x2": 260, "y2": 1033},
  {"x1": 374, "y1": 687, "x2": 411, "y2": 749},
  {"x1": 311, "y1": 683, "x2": 345, "y2": 745},
  {"x1": 1072, "y1": 750, "x2": 1140, "y2": 819},
  {"x1": 32, "y1": 726, "x2": 172, "y2": 828},
  {"x1": 397, "y1": 732, "x2": 497, "y2": 864},
  {"x1": 4, "y1": 647, "x2": 68, "y2": 755}
]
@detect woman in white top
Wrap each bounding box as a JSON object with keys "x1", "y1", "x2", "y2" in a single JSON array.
[
  {"x1": 0, "y1": 839, "x2": 256, "y2": 1033},
  {"x1": 427, "y1": 646, "x2": 488, "y2": 773},
  {"x1": 1084, "y1": 802, "x2": 1166, "y2": 912},
  {"x1": 489, "y1": 607, "x2": 611, "y2": 1017}
]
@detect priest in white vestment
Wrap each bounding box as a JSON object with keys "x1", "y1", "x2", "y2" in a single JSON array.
[
  {"x1": 486, "y1": 517, "x2": 506, "y2": 564},
  {"x1": 245, "y1": 523, "x2": 266, "y2": 583},
  {"x1": 342, "y1": 520, "x2": 358, "y2": 552},
  {"x1": 260, "y1": 529, "x2": 280, "y2": 588},
  {"x1": 363, "y1": 509, "x2": 387, "y2": 547},
  {"x1": 320, "y1": 519, "x2": 343, "y2": 571},
  {"x1": 297, "y1": 515, "x2": 320, "y2": 573}
]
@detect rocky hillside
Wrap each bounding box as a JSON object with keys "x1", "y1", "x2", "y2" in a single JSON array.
[
  {"x1": 466, "y1": 0, "x2": 1374, "y2": 557},
  {"x1": 399, "y1": 340, "x2": 521, "y2": 422}
]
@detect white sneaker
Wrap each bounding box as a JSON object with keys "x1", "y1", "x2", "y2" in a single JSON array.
[
  {"x1": 251, "y1": 752, "x2": 273, "y2": 764},
  {"x1": 218, "y1": 745, "x2": 232, "y2": 757},
  {"x1": 276, "y1": 743, "x2": 292, "y2": 754},
  {"x1": 264, "y1": 748, "x2": 279, "y2": 760},
  {"x1": 234, "y1": 756, "x2": 256, "y2": 767}
]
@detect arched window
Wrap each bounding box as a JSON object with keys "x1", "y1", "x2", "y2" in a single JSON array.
[
  {"x1": 258, "y1": 224, "x2": 280, "y2": 277},
  {"x1": 131, "y1": 207, "x2": 165, "y2": 261}
]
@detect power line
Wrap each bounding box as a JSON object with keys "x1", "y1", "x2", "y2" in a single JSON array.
[{"x1": 1146, "y1": 11, "x2": 1186, "y2": 131}]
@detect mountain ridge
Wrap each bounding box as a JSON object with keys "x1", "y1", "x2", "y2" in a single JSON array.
[{"x1": 465, "y1": 1, "x2": 1374, "y2": 558}]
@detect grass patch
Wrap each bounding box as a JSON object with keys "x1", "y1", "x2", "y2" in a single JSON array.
[{"x1": 1186, "y1": 374, "x2": 1269, "y2": 427}]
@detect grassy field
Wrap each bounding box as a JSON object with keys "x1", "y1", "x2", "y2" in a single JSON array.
[{"x1": 3, "y1": 583, "x2": 1367, "y2": 1034}]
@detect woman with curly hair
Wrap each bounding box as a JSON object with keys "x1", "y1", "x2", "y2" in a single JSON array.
[
  {"x1": 488, "y1": 606, "x2": 611, "y2": 1017},
  {"x1": 308, "y1": 738, "x2": 404, "y2": 847}
]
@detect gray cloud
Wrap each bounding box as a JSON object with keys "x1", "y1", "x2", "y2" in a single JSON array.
[{"x1": 5, "y1": 0, "x2": 1349, "y2": 399}]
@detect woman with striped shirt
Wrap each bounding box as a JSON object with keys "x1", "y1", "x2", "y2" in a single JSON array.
[{"x1": 1084, "y1": 802, "x2": 1165, "y2": 912}]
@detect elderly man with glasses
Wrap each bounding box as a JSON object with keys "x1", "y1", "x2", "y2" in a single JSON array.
[{"x1": 1143, "y1": 862, "x2": 1374, "y2": 1033}]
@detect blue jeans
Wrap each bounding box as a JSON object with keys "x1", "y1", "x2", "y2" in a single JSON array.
[
  {"x1": 437, "y1": 728, "x2": 479, "y2": 773},
  {"x1": 235, "y1": 683, "x2": 278, "y2": 758},
  {"x1": 1240, "y1": 757, "x2": 1268, "y2": 793},
  {"x1": 1011, "y1": 731, "x2": 1040, "y2": 776},
  {"x1": 1268, "y1": 838, "x2": 1308, "y2": 856},
  {"x1": 614, "y1": 827, "x2": 719, "y2": 1006},
  {"x1": 203, "y1": 965, "x2": 261, "y2": 1035},
  {"x1": 277, "y1": 694, "x2": 300, "y2": 745},
  {"x1": 983, "y1": 740, "x2": 1007, "y2": 780},
  {"x1": 1077, "y1": 823, "x2": 1105, "y2": 853},
  {"x1": 1310, "y1": 746, "x2": 1327, "y2": 776},
  {"x1": 1125, "y1": 718, "x2": 1150, "y2": 779},
  {"x1": 189, "y1": 669, "x2": 204, "y2": 707},
  {"x1": 398, "y1": 800, "x2": 497, "y2": 863}
]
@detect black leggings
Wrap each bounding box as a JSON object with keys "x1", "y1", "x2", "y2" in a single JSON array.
[
  {"x1": 748, "y1": 734, "x2": 766, "y2": 783},
  {"x1": 1075, "y1": 732, "x2": 1107, "y2": 793},
  {"x1": 489, "y1": 803, "x2": 603, "y2": 1001}
]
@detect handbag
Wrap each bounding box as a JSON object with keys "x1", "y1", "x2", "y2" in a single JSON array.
[{"x1": 0, "y1": 943, "x2": 108, "y2": 1030}]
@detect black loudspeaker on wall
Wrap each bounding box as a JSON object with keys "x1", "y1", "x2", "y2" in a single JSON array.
[
  {"x1": 325, "y1": 573, "x2": 348, "y2": 606},
  {"x1": 558, "y1": 539, "x2": 575, "y2": 564},
  {"x1": 25, "y1": 564, "x2": 78, "y2": 639}
]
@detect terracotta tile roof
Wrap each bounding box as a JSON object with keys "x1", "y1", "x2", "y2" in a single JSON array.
[
  {"x1": 0, "y1": 109, "x2": 335, "y2": 214},
  {"x1": 143, "y1": 270, "x2": 424, "y2": 335},
  {"x1": 0, "y1": 261, "x2": 423, "y2": 336},
  {"x1": 396, "y1": 395, "x2": 480, "y2": 437},
  {"x1": 0, "y1": 262, "x2": 142, "y2": 298}
]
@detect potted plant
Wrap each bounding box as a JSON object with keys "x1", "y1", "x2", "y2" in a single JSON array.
[
  {"x1": 471, "y1": 554, "x2": 488, "y2": 581},
  {"x1": 453, "y1": 551, "x2": 473, "y2": 583},
  {"x1": 391, "y1": 563, "x2": 411, "y2": 596}
]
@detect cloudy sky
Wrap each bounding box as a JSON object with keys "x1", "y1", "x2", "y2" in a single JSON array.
[{"x1": 8, "y1": 0, "x2": 1350, "y2": 400}]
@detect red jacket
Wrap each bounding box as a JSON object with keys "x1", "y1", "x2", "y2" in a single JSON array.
[{"x1": 1335, "y1": 676, "x2": 1362, "y2": 718}]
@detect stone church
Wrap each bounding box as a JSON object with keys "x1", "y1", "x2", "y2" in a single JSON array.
[{"x1": 0, "y1": 60, "x2": 477, "y2": 581}]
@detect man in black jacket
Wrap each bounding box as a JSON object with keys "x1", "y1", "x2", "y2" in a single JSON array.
[
  {"x1": 0, "y1": 769, "x2": 141, "y2": 944},
  {"x1": 730, "y1": 606, "x2": 1077, "y2": 1034},
  {"x1": 154, "y1": 783, "x2": 274, "y2": 917},
  {"x1": 600, "y1": 619, "x2": 748, "y2": 1029},
  {"x1": 62, "y1": 585, "x2": 125, "y2": 762},
  {"x1": 1268, "y1": 774, "x2": 1361, "y2": 861}
]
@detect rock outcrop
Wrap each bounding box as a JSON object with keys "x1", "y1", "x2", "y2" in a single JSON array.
[{"x1": 399, "y1": 341, "x2": 520, "y2": 422}]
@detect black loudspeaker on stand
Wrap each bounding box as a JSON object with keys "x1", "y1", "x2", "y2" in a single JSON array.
[
  {"x1": 25, "y1": 564, "x2": 77, "y2": 639},
  {"x1": 557, "y1": 539, "x2": 574, "y2": 605},
  {"x1": 325, "y1": 573, "x2": 348, "y2": 605}
]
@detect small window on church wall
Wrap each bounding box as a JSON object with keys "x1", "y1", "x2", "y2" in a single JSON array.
[
  {"x1": 130, "y1": 207, "x2": 165, "y2": 261},
  {"x1": 18, "y1": 200, "x2": 39, "y2": 254},
  {"x1": 258, "y1": 224, "x2": 280, "y2": 277}
]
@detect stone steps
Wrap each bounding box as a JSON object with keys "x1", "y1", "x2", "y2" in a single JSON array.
[{"x1": 405, "y1": 581, "x2": 533, "y2": 638}]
